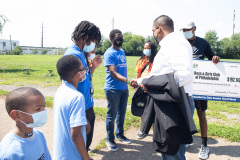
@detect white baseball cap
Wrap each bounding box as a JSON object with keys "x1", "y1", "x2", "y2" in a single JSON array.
[{"x1": 180, "y1": 21, "x2": 195, "y2": 30}]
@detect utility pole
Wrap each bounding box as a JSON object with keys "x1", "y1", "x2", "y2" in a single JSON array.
[
  {"x1": 41, "y1": 22, "x2": 43, "y2": 48},
  {"x1": 233, "y1": 9, "x2": 235, "y2": 36},
  {"x1": 112, "y1": 17, "x2": 114, "y2": 30},
  {"x1": 10, "y1": 34, "x2": 12, "y2": 52}
]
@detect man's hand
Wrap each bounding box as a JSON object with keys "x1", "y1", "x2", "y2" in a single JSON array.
[
  {"x1": 130, "y1": 79, "x2": 139, "y2": 89},
  {"x1": 212, "y1": 56, "x2": 220, "y2": 64},
  {"x1": 142, "y1": 85, "x2": 148, "y2": 93},
  {"x1": 92, "y1": 54, "x2": 102, "y2": 69}
]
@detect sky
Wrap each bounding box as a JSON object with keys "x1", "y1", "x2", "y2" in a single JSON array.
[{"x1": 0, "y1": 0, "x2": 240, "y2": 48}]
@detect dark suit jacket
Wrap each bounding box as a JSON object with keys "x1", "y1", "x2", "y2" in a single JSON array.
[{"x1": 142, "y1": 73, "x2": 197, "y2": 154}]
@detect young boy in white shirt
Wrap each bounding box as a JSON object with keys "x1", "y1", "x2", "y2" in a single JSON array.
[
  {"x1": 0, "y1": 87, "x2": 51, "y2": 160},
  {"x1": 53, "y1": 55, "x2": 91, "y2": 160}
]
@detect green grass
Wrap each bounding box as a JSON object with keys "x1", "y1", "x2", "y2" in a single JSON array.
[
  {"x1": 0, "y1": 89, "x2": 9, "y2": 96},
  {"x1": 0, "y1": 55, "x2": 240, "y2": 142},
  {"x1": 0, "y1": 55, "x2": 62, "y2": 86}
]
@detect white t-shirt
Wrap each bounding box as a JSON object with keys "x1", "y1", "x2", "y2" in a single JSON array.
[
  {"x1": 53, "y1": 81, "x2": 87, "y2": 160},
  {"x1": 0, "y1": 129, "x2": 52, "y2": 160}
]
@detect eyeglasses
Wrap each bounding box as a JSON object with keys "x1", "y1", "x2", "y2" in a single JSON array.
[{"x1": 72, "y1": 66, "x2": 88, "y2": 78}]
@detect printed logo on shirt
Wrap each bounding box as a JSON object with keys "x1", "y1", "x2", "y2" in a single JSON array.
[
  {"x1": 120, "y1": 55, "x2": 126, "y2": 63},
  {"x1": 192, "y1": 46, "x2": 199, "y2": 54},
  {"x1": 38, "y1": 154, "x2": 45, "y2": 160}
]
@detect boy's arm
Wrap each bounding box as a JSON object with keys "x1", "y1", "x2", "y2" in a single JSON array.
[{"x1": 71, "y1": 126, "x2": 91, "y2": 160}]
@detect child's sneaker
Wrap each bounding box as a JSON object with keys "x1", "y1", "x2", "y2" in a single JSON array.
[
  {"x1": 106, "y1": 140, "x2": 119, "y2": 151},
  {"x1": 198, "y1": 145, "x2": 209, "y2": 159},
  {"x1": 116, "y1": 135, "x2": 131, "y2": 144}
]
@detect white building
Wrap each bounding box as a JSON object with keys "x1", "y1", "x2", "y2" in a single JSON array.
[
  {"x1": 21, "y1": 46, "x2": 65, "y2": 55},
  {"x1": 0, "y1": 39, "x2": 19, "y2": 53},
  {"x1": 0, "y1": 39, "x2": 65, "y2": 55}
]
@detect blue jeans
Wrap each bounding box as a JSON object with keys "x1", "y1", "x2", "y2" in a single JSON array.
[
  {"x1": 161, "y1": 144, "x2": 186, "y2": 160},
  {"x1": 189, "y1": 96, "x2": 195, "y2": 117},
  {"x1": 105, "y1": 89, "x2": 129, "y2": 141}
]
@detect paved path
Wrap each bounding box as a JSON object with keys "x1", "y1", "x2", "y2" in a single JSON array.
[
  {"x1": 1, "y1": 96, "x2": 240, "y2": 160},
  {"x1": 1, "y1": 85, "x2": 240, "y2": 159}
]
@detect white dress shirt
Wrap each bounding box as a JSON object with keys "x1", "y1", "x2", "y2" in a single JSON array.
[{"x1": 137, "y1": 32, "x2": 193, "y2": 95}]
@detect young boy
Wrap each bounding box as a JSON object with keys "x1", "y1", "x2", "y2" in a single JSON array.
[
  {"x1": 53, "y1": 55, "x2": 91, "y2": 160},
  {"x1": 0, "y1": 87, "x2": 51, "y2": 160}
]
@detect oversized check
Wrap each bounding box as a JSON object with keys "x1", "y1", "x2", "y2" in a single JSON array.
[{"x1": 192, "y1": 60, "x2": 240, "y2": 102}]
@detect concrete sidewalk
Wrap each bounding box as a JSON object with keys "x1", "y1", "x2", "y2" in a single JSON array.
[{"x1": 1, "y1": 97, "x2": 240, "y2": 160}]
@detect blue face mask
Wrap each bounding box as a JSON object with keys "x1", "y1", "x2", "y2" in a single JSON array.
[
  {"x1": 183, "y1": 31, "x2": 194, "y2": 39},
  {"x1": 83, "y1": 42, "x2": 96, "y2": 53},
  {"x1": 143, "y1": 49, "x2": 151, "y2": 56}
]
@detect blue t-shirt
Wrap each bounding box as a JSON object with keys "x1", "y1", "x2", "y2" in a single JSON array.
[
  {"x1": 0, "y1": 129, "x2": 51, "y2": 160},
  {"x1": 103, "y1": 47, "x2": 128, "y2": 90},
  {"x1": 65, "y1": 45, "x2": 94, "y2": 110},
  {"x1": 53, "y1": 81, "x2": 87, "y2": 160}
]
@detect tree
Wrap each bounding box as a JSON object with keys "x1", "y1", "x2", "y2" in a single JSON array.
[
  {"x1": 32, "y1": 48, "x2": 38, "y2": 54},
  {"x1": 10, "y1": 46, "x2": 22, "y2": 55},
  {"x1": 219, "y1": 33, "x2": 240, "y2": 59},
  {"x1": 101, "y1": 39, "x2": 111, "y2": 54},
  {"x1": 41, "y1": 49, "x2": 48, "y2": 55},
  {"x1": 204, "y1": 30, "x2": 221, "y2": 55},
  {"x1": 96, "y1": 35, "x2": 106, "y2": 55},
  {"x1": 0, "y1": 14, "x2": 10, "y2": 34}
]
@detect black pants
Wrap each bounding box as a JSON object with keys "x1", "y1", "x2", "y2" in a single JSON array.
[{"x1": 86, "y1": 106, "x2": 95, "y2": 150}]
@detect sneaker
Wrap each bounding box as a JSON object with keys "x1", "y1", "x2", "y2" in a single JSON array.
[
  {"x1": 88, "y1": 148, "x2": 93, "y2": 153},
  {"x1": 116, "y1": 135, "x2": 131, "y2": 144},
  {"x1": 185, "y1": 144, "x2": 190, "y2": 148},
  {"x1": 137, "y1": 131, "x2": 146, "y2": 139},
  {"x1": 106, "y1": 140, "x2": 119, "y2": 151},
  {"x1": 198, "y1": 145, "x2": 210, "y2": 159}
]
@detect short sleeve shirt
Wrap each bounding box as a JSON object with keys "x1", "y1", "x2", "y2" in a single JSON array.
[
  {"x1": 53, "y1": 81, "x2": 87, "y2": 160},
  {"x1": 0, "y1": 129, "x2": 52, "y2": 160},
  {"x1": 135, "y1": 57, "x2": 153, "y2": 78},
  {"x1": 188, "y1": 36, "x2": 215, "y2": 60},
  {"x1": 64, "y1": 45, "x2": 94, "y2": 110},
  {"x1": 103, "y1": 47, "x2": 128, "y2": 90}
]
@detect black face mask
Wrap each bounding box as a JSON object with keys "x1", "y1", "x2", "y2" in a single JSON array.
[{"x1": 114, "y1": 38, "x2": 123, "y2": 47}]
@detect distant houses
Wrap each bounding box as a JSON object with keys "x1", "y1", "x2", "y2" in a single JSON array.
[{"x1": 0, "y1": 39, "x2": 66, "y2": 55}]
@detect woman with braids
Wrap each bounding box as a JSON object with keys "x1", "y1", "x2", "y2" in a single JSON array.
[
  {"x1": 135, "y1": 40, "x2": 157, "y2": 139},
  {"x1": 64, "y1": 20, "x2": 102, "y2": 153}
]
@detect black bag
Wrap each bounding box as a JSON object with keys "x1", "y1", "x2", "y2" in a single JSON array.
[{"x1": 131, "y1": 87, "x2": 148, "y2": 117}]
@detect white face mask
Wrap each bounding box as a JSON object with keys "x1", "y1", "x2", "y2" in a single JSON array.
[
  {"x1": 183, "y1": 30, "x2": 194, "y2": 39},
  {"x1": 143, "y1": 49, "x2": 151, "y2": 56},
  {"x1": 18, "y1": 109, "x2": 48, "y2": 128},
  {"x1": 88, "y1": 53, "x2": 95, "y2": 60},
  {"x1": 79, "y1": 71, "x2": 86, "y2": 82},
  {"x1": 83, "y1": 42, "x2": 96, "y2": 53}
]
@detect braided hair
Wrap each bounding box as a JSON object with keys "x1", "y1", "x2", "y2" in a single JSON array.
[{"x1": 71, "y1": 21, "x2": 101, "y2": 44}]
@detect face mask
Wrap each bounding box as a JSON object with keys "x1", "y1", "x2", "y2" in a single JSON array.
[
  {"x1": 143, "y1": 49, "x2": 151, "y2": 56},
  {"x1": 183, "y1": 30, "x2": 194, "y2": 39},
  {"x1": 79, "y1": 71, "x2": 86, "y2": 82},
  {"x1": 88, "y1": 53, "x2": 95, "y2": 60},
  {"x1": 153, "y1": 28, "x2": 160, "y2": 44},
  {"x1": 18, "y1": 109, "x2": 48, "y2": 128},
  {"x1": 114, "y1": 38, "x2": 123, "y2": 47},
  {"x1": 83, "y1": 42, "x2": 96, "y2": 53}
]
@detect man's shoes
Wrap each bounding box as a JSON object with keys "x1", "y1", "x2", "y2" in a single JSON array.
[
  {"x1": 106, "y1": 140, "x2": 119, "y2": 151},
  {"x1": 198, "y1": 145, "x2": 210, "y2": 159},
  {"x1": 116, "y1": 135, "x2": 131, "y2": 144},
  {"x1": 137, "y1": 131, "x2": 146, "y2": 139}
]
